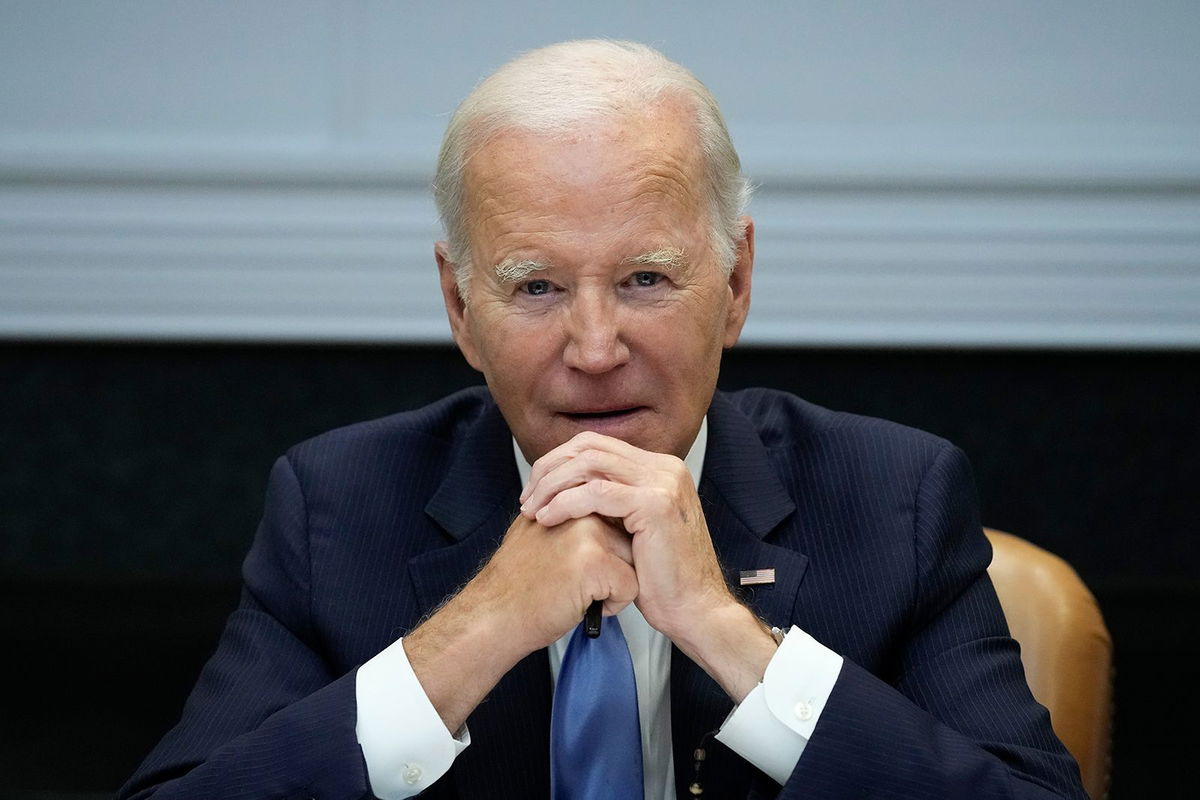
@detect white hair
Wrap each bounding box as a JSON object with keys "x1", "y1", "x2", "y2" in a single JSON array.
[{"x1": 432, "y1": 39, "x2": 752, "y2": 299}]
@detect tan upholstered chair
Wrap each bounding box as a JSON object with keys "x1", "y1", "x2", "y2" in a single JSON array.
[{"x1": 984, "y1": 528, "x2": 1113, "y2": 800}]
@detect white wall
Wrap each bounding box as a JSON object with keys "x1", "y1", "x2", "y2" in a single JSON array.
[{"x1": 2, "y1": 0, "x2": 1198, "y2": 347}]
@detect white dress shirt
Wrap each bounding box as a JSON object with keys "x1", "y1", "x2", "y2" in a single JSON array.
[{"x1": 356, "y1": 418, "x2": 844, "y2": 798}]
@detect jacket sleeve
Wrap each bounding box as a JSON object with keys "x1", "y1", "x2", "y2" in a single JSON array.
[
  {"x1": 775, "y1": 445, "x2": 1089, "y2": 800},
  {"x1": 118, "y1": 455, "x2": 375, "y2": 800}
]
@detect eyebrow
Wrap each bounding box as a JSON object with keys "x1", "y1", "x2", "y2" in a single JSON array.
[
  {"x1": 622, "y1": 247, "x2": 686, "y2": 270},
  {"x1": 492, "y1": 246, "x2": 686, "y2": 283},
  {"x1": 493, "y1": 257, "x2": 549, "y2": 283}
]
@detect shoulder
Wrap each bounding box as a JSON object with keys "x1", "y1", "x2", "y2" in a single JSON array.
[
  {"x1": 717, "y1": 387, "x2": 963, "y2": 493},
  {"x1": 721, "y1": 387, "x2": 953, "y2": 457},
  {"x1": 281, "y1": 386, "x2": 498, "y2": 484},
  {"x1": 290, "y1": 385, "x2": 495, "y2": 453},
  {"x1": 714, "y1": 390, "x2": 984, "y2": 621}
]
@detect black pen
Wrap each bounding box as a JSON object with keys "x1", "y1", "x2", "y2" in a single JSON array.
[{"x1": 585, "y1": 599, "x2": 602, "y2": 638}]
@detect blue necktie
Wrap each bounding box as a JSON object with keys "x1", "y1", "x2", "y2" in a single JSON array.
[{"x1": 550, "y1": 616, "x2": 644, "y2": 799}]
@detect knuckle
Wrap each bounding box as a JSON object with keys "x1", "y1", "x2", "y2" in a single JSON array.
[
  {"x1": 579, "y1": 449, "x2": 603, "y2": 470},
  {"x1": 567, "y1": 513, "x2": 604, "y2": 541},
  {"x1": 574, "y1": 430, "x2": 602, "y2": 448},
  {"x1": 647, "y1": 485, "x2": 673, "y2": 509},
  {"x1": 667, "y1": 461, "x2": 690, "y2": 487}
]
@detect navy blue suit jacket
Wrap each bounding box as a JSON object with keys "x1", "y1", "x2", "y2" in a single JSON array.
[{"x1": 121, "y1": 387, "x2": 1086, "y2": 799}]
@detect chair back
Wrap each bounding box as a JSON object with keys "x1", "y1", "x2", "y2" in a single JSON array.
[{"x1": 985, "y1": 528, "x2": 1113, "y2": 800}]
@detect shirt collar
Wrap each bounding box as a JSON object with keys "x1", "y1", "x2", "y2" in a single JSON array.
[{"x1": 513, "y1": 417, "x2": 708, "y2": 490}]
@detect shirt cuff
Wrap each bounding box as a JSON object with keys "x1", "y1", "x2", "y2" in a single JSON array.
[
  {"x1": 714, "y1": 626, "x2": 843, "y2": 784},
  {"x1": 355, "y1": 637, "x2": 470, "y2": 799}
]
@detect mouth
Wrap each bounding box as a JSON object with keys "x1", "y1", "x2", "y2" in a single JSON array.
[{"x1": 560, "y1": 406, "x2": 645, "y2": 421}]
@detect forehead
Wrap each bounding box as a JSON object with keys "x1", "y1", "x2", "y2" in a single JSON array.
[{"x1": 462, "y1": 102, "x2": 708, "y2": 260}]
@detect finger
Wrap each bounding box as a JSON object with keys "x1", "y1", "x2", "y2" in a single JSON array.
[
  {"x1": 547, "y1": 513, "x2": 634, "y2": 564},
  {"x1": 580, "y1": 556, "x2": 638, "y2": 618},
  {"x1": 556, "y1": 514, "x2": 633, "y2": 565},
  {"x1": 535, "y1": 480, "x2": 648, "y2": 528},
  {"x1": 596, "y1": 556, "x2": 639, "y2": 617},
  {"x1": 522, "y1": 431, "x2": 651, "y2": 502},
  {"x1": 568, "y1": 518, "x2": 637, "y2": 616},
  {"x1": 600, "y1": 517, "x2": 634, "y2": 565},
  {"x1": 520, "y1": 434, "x2": 604, "y2": 503},
  {"x1": 521, "y1": 448, "x2": 648, "y2": 517}
]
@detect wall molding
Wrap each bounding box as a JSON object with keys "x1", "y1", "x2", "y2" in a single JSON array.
[
  {"x1": 3, "y1": 124, "x2": 1198, "y2": 348},
  {"x1": 4, "y1": 122, "x2": 1200, "y2": 187}
]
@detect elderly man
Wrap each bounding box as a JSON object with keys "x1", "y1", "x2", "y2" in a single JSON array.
[{"x1": 121, "y1": 41, "x2": 1086, "y2": 800}]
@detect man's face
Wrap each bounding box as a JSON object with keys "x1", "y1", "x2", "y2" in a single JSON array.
[{"x1": 437, "y1": 100, "x2": 753, "y2": 463}]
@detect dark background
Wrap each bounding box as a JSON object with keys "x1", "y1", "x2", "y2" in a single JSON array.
[{"x1": 1, "y1": 342, "x2": 1196, "y2": 798}]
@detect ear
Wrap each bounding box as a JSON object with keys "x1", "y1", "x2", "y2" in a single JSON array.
[
  {"x1": 436, "y1": 241, "x2": 484, "y2": 371},
  {"x1": 722, "y1": 216, "x2": 755, "y2": 348}
]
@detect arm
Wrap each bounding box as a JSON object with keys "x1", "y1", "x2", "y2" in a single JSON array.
[
  {"x1": 122, "y1": 453, "x2": 638, "y2": 799},
  {"x1": 773, "y1": 445, "x2": 1086, "y2": 799},
  {"x1": 118, "y1": 456, "x2": 373, "y2": 799},
  {"x1": 401, "y1": 512, "x2": 638, "y2": 734}
]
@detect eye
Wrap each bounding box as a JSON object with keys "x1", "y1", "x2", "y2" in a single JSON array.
[
  {"x1": 629, "y1": 271, "x2": 663, "y2": 288},
  {"x1": 521, "y1": 279, "x2": 553, "y2": 296}
]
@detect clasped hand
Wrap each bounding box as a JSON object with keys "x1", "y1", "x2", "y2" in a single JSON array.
[
  {"x1": 515, "y1": 431, "x2": 733, "y2": 646},
  {"x1": 406, "y1": 431, "x2": 775, "y2": 731}
]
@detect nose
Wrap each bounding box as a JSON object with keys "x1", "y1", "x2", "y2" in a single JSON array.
[{"x1": 562, "y1": 289, "x2": 630, "y2": 374}]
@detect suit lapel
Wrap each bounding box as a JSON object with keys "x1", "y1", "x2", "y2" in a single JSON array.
[
  {"x1": 407, "y1": 397, "x2": 552, "y2": 799},
  {"x1": 408, "y1": 400, "x2": 519, "y2": 617},
  {"x1": 672, "y1": 391, "x2": 812, "y2": 798}
]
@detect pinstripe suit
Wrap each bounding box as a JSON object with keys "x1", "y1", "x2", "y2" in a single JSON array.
[{"x1": 120, "y1": 386, "x2": 1086, "y2": 799}]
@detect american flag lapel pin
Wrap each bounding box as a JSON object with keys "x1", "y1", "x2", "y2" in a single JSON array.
[{"x1": 739, "y1": 568, "x2": 776, "y2": 587}]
